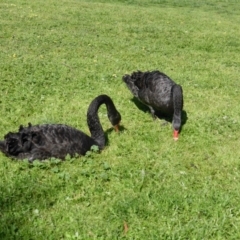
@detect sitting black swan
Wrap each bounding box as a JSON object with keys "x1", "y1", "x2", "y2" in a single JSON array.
[
  {"x1": 122, "y1": 70, "x2": 183, "y2": 140},
  {"x1": 0, "y1": 94, "x2": 121, "y2": 161}
]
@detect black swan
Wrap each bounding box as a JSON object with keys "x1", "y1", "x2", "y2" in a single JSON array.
[
  {"x1": 0, "y1": 94, "x2": 121, "y2": 161},
  {"x1": 122, "y1": 70, "x2": 183, "y2": 140}
]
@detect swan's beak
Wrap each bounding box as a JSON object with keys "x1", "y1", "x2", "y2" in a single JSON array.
[
  {"x1": 173, "y1": 130, "x2": 179, "y2": 141},
  {"x1": 113, "y1": 123, "x2": 120, "y2": 132}
]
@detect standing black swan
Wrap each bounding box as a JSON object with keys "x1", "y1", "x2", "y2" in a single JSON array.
[
  {"x1": 122, "y1": 70, "x2": 183, "y2": 140},
  {"x1": 0, "y1": 94, "x2": 121, "y2": 161}
]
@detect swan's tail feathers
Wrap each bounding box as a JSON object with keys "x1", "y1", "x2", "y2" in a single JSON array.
[
  {"x1": 122, "y1": 74, "x2": 139, "y2": 98},
  {"x1": 0, "y1": 128, "x2": 35, "y2": 158},
  {"x1": 172, "y1": 84, "x2": 183, "y2": 140}
]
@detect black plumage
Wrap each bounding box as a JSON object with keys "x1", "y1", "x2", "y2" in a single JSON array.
[
  {"x1": 122, "y1": 70, "x2": 183, "y2": 140},
  {"x1": 0, "y1": 95, "x2": 121, "y2": 161}
]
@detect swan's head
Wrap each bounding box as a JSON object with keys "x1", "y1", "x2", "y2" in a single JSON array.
[
  {"x1": 113, "y1": 123, "x2": 120, "y2": 132},
  {"x1": 108, "y1": 110, "x2": 121, "y2": 132}
]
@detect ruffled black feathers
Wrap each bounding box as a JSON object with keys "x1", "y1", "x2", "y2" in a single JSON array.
[
  {"x1": 123, "y1": 70, "x2": 183, "y2": 139},
  {"x1": 0, "y1": 95, "x2": 121, "y2": 161}
]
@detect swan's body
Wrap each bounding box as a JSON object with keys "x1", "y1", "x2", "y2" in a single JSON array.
[
  {"x1": 0, "y1": 95, "x2": 121, "y2": 161},
  {"x1": 122, "y1": 70, "x2": 183, "y2": 140}
]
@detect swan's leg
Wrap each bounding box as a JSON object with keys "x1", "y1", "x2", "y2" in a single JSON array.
[
  {"x1": 148, "y1": 106, "x2": 157, "y2": 120},
  {"x1": 172, "y1": 84, "x2": 183, "y2": 140}
]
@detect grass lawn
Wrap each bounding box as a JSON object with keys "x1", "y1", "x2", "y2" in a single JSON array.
[{"x1": 1, "y1": 0, "x2": 240, "y2": 239}]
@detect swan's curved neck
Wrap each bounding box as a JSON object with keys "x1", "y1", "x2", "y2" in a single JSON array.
[{"x1": 87, "y1": 95, "x2": 120, "y2": 149}]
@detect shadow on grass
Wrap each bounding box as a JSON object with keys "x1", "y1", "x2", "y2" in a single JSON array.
[
  {"x1": 131, "y1": 97, "x2": 188, "y2": 133},
  {"x1": 104, "y1": 125, "x2": 126, "y2": 147}
]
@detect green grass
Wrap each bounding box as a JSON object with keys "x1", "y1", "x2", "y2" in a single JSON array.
[{"x1": 1, "y1": 0, "x2": 240, "y2": 239}]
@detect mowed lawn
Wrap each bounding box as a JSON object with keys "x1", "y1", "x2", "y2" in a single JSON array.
[{"x1": 0, "y1": 0, "x2": 240, "y2": 239}]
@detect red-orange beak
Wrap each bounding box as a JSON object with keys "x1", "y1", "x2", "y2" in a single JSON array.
[
  {"x1": 113, "y1": 123, "x2": 120, "y2": 132},
  {"x1": 173, "y1": 130, "x2": 179, "y2": 141}
]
